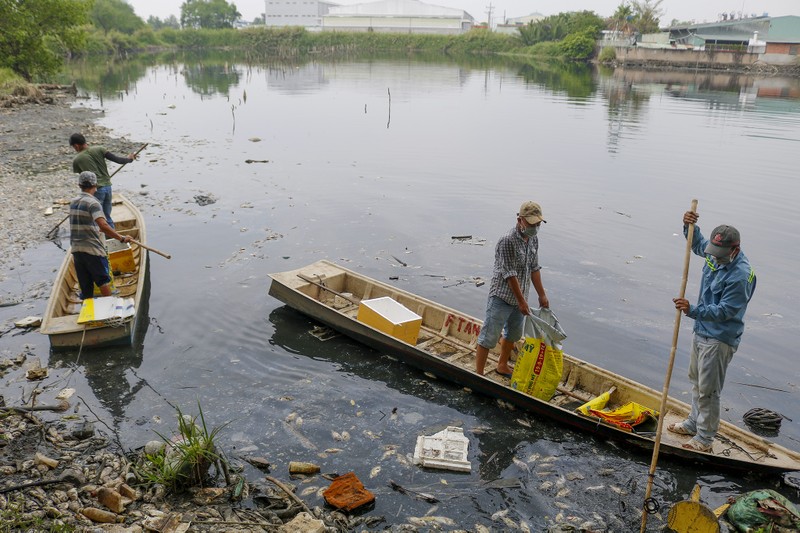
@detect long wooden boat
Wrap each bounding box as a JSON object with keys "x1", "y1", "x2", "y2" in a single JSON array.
[
  {"x1": 40, "y1": 194, "x2": 148, "y2": 348},
  {"x1": 269, "y1": 260, "x2": 800, "y2": 474}
]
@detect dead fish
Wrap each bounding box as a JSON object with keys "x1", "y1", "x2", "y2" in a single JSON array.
[
  {"x1": 566, "y1": 471, "x2": 584, "y2": 481},
  {"x1": 555, "y1": 501, "x2": 570, "y2": 509},
  {"x1": 370, "y1": 466, "x2": 381, "y2": 478},
  {"x1": 539, "y1": 481, "x2": 554, "y2": 491},
  {"x1": 609, "y1": 485, "x2": 626, "y2": 495},
  {"x1": 512, "y1": 457, "x2": 529, "y2": 472},
  {"x1": 475, "y1": 525, "x2": 491, "y2": 533},
  {"x1": 556, "y1": 488, "x2": 571, "y2": 498},
  {"x1": 285, "y1": 412, "x2": 297, "y2": 423},
  {"x1": 500, "y1": 516, "x2": 518, "y2": 529},
  {"x1": 424, "y1": 371, "x2": 437, "y2": 380},
  {"x1": 527, "y1": 453, "x2": 541, "y2": 463},
  {"x1": 585, "y1": 485, "x2": 605, "y2": 492},
  {"x1": 516, "y1": 418, "x2": 531, "y2": 427},
  {"x1": 491, "y1": 509, "x2": 509, "y2": 521},
  {"x1": 381, "y1": 448, "x2": 397, "y2": 461},
  {"x1": 300, "y1": 486, "x2": 319, "y2": 497},
  {"x1": 537, "y1": 471, "x2": 555, "y2": 477},
  {"x1": 363, "y1": 430, "x2": 381, "y2": 440},
  {"x1": 408, "y1": 516, "x2": 456, "y2": 527},
  {"x1": 324, "y1": 448, "x2": 342, "y2": 454},
  {"x1": 294, "y1": 416, "x2": 303, "y2": 427}
]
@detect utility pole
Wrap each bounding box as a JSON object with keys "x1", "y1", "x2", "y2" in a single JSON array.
[{"x1": 485, "y1": 2, "x2": 494, "y2": 29}]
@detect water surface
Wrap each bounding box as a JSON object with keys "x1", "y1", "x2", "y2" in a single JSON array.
[{"x1": 4, "y1": 53, "x2": 800, "y2": 529}]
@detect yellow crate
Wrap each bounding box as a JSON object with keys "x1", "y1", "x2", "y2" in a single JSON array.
[
  {"x1": 357, "y1": 297, "x2": 422, "y2": 345},
  {"x1": 107, "y1": 239, "x2": 135, "y2": 273}
]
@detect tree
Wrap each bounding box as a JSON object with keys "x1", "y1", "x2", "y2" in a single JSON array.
[
  {"x1": 0, "y1": 0, "x2": 91, "y2": 80},
  {"x1": 148, "y1": 15, "x2": 181, "y2": 30},
  {"x1": 610, "y1": 3, "x2": 634, "y2": 33},
  {"x1": 629, "y1": 0, "x2": 664, "y2": 34},
  {"x1": 91, "y1": 0, "x2": 145, "y2": 34},
  {"x1": 180, "y1": 0, "x2": 241, "y2": 29},
  {"x1": 518, "y1": 11, "x2": 603, "y2": 47}
]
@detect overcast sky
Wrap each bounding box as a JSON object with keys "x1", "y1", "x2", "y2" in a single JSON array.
[{"x1": 127, "y1": 0, "x2": 796, "y2": 25}]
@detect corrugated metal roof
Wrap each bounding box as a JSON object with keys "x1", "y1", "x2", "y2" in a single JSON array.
[
  {"x1": 328, "y1": 0, "x2": 472, "y2": 19},
  {"x1": 767, "y1": 16, "x2": 800, "y2": 43},
  {"x1": 668, "y1": 15, "x2": 800, "y2": 44}
]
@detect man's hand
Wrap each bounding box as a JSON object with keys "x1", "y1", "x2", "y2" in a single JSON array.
[
  {"x1": 683, "y1": 211, "x2": 698, "y2": 226},
  {"x1": 127, "y1": 152, "x2": 137, "y2": 161},
  {"x1": 538, "y1": 294, "x2": 550, "y2": 309},
  {"x1": 673, "y1": 297, "x2": 690, "y2": 315},
  {"x1": 518, "y1": 300, "x2": 531, "y2": 316},
  {"x1": 120, "y1": 235, "x2": 132, "y2": 244}
]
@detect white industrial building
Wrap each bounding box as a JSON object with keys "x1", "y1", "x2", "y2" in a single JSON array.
[
  {"x1": 264, "y1": 0, "x2": 339, "y2": 28},
  {"x1": 322, "y1": 0, "x2": 474, "y2": 34}
]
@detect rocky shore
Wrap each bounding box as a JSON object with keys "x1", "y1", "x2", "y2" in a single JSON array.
[{"x1": 0, "y1": 89, "x2": 380, "y2": 532}]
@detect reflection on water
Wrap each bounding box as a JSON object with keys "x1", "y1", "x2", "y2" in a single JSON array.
[{"x1": 48, "y1": 264, "x2": 150, "y2": 427}]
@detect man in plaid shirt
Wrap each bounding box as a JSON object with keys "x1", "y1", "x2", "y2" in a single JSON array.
[{"x1": 475, "y1": 201, "x2": 550, "y2": 376}]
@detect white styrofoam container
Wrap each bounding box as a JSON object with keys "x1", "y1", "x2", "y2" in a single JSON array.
[{"x1": 413, "y1": 426, "x2": 471, "y2": 472}]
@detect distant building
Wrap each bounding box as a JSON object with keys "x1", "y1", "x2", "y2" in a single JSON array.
[
  {"x1": 495, "y1": 12, "x2": 544, "y2": 35},
  {"x1": 666, "y1": 15, "x2": 799, "y2": 62},
  {"x1": 264, "y1": 0, "x2": 338, "y2": 28},
  {"x1": 322, "y1": 0, "x2": 474, "y2": 34}
]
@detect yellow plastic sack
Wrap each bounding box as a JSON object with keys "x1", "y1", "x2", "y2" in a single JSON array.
[
  {"x1": 577, "y1": 391, "x2": 612, "y2": 416},
  {"x1": 510, "y1": 309, "x2": 566, "y2": 401},
  {"x1": 586, "y1": 402, "x2": 659, "y2": 432}
]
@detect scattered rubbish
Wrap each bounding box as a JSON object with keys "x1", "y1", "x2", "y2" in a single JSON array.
[
  {"x1": 44, "y1": 206, "x2": 53, "y2": 216},
  {"x1": 391, "y1": 254, "x2": 408, "y2": 267},
  {"x1": 389, "y1": 276, "x2": 399, "y2": 280},
  {"x1": 450, "y1": 236, "x2": 486, "y2": 246},
  {"x1": 14, "y1": 316, "x2": 41, "y2": 328},
  {"x1": 289, "y1": 461, "x2": 320, "y2": 475},
  {"x1": 55, "y1": 388, "x2": 75, "y2": 400},
  {"x1": 248, "y1": 137, "x2": 261, "y2": 142},
  {"x1": 388, "y1": 480, "x2": 439, "y2": 503},
  {"x1": 451, "y1": 235, "x2": 472, "y2": 240},
  {"x1": 323, "y1": 472, "x2": 375, "y2": 512},
  {"x1": 241, "y1": 456, "x2": 271, "y2": 471},
  {"x1": 726, "y1": 489, "x2": 800, "y2": 532},
  {"x1": 193, "y1": 194, "x2": 216, "y2": 206},
  {"x1": 24, "y1": 357, "x2": 48, "y2": 380},
  {"x1": 309, "y1": 325, "x2": 340, "y2": 341},
  {"x1": 244, "y1": 159, "x2": 269, "y2": 163},
  {"x1": 413, "y1": 426, "x2": 471, "y2": 472}
]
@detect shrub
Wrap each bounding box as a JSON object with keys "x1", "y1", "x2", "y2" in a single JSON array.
[
  {"x1": 559, "y1": 30, "x2": 597, "y2": 60},
  {"x1": 598, "y1": 46, "x2": 617, "y2": 63}
]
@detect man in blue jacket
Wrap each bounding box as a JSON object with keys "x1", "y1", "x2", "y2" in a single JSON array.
[{"x1": 670, "y1": 210, "x2": 756, "y2": 452}]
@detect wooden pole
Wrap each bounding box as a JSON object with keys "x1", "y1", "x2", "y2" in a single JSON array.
[
  {"x1": 640, "y1": 199, "x2": 698, "y2": 533},
  {"x1": 128, "y1": 238, "x2": 171, "y2": 259}
]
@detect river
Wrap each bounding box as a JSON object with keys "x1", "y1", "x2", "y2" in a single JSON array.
[{"x1": 4, "y1": 52, "x2": 800, "y2": 530}]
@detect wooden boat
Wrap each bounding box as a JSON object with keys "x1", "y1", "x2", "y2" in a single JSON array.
[
  {"x1": 269, "y1": 260, "x2": 800, "y2": 474},
  {"x1": 40, "y1": 194, "x2": 148, "y2": 348}
]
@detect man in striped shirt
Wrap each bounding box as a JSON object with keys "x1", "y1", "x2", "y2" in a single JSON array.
[
  {"x1": 70, "y1": 171, "x2": 131, "y2": 300},
  {"x1": 475, "y1": 201, "x2": 550, "y2": 376}
]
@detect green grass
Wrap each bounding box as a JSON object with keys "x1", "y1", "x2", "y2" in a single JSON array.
[
  {"x1": 0, "y1": 501, "x2": 77, "y2": 533},
  {"x1": 135, "y1": 403, "x2": 227, "y2": 492},
  {"x1": 0, "y1": 67, "x2": 28, "y2": 97}
]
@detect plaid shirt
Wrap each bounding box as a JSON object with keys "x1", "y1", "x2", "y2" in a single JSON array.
[
  {"x1": 488, "y1": 227, "x2": 541, "y2": 306},
  {"x1": 69, "y1": 192, "x2": 106, "y2": 256}
]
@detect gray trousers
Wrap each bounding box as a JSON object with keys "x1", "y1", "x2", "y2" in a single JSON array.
[{"x1": 684, "y1": 334, "x2": 736, "y2": 446}]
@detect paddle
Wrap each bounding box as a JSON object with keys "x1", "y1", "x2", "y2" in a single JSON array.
[
  {"x1": 45, "y1": 143, "x2": 149, "y2": 238},
  {"x1": 128, "y1": 238, "x2": 171, "y2": 260},
  {"x1": 640, "y1": 199, "x2": 698, "y2": 533}
]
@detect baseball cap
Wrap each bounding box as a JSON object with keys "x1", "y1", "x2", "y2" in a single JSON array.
[
  {"x1": 518, "y1": 201, "x2": 546, "y2": 224},
  {"x1": 78, "y1": 171, "x2": 97, "y2": 187},
  {"x1": 704, "y1": 225, "x2": 740, "y2": 257}
]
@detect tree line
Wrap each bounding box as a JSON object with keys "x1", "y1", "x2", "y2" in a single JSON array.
[{"x1": 1, "y1": 0, "x2": 666, "y2": 81}]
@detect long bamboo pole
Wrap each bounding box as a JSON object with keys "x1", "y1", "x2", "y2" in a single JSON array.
[{"x1": 640, "y1": 199, "x2": 698, "y2": 533}]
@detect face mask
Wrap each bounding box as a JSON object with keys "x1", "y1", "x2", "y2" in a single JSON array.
[
  {"x1": 523, "y1": 225, "x2": 539, "y2": 238},
  {"x1": 715, "y1": 254, "x2": 732, "y2": 265}
]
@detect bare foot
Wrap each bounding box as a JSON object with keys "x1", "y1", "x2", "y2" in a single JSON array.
[{"x1": 496, "y1": 366, "x2": 513, "y2": 375}]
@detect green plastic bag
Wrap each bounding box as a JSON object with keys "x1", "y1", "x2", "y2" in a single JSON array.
[{"x1": 725, "y1": 489, "x2": 800, "y2": 533}]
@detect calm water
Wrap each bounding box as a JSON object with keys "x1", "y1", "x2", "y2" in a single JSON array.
[{"x1": 4, "y1": 52, "x2": 800, "y2": 529}]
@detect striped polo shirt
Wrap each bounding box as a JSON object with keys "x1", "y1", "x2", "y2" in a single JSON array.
[{"x1": 69, "y1": 192, "x2": 107, "y2": 256}]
